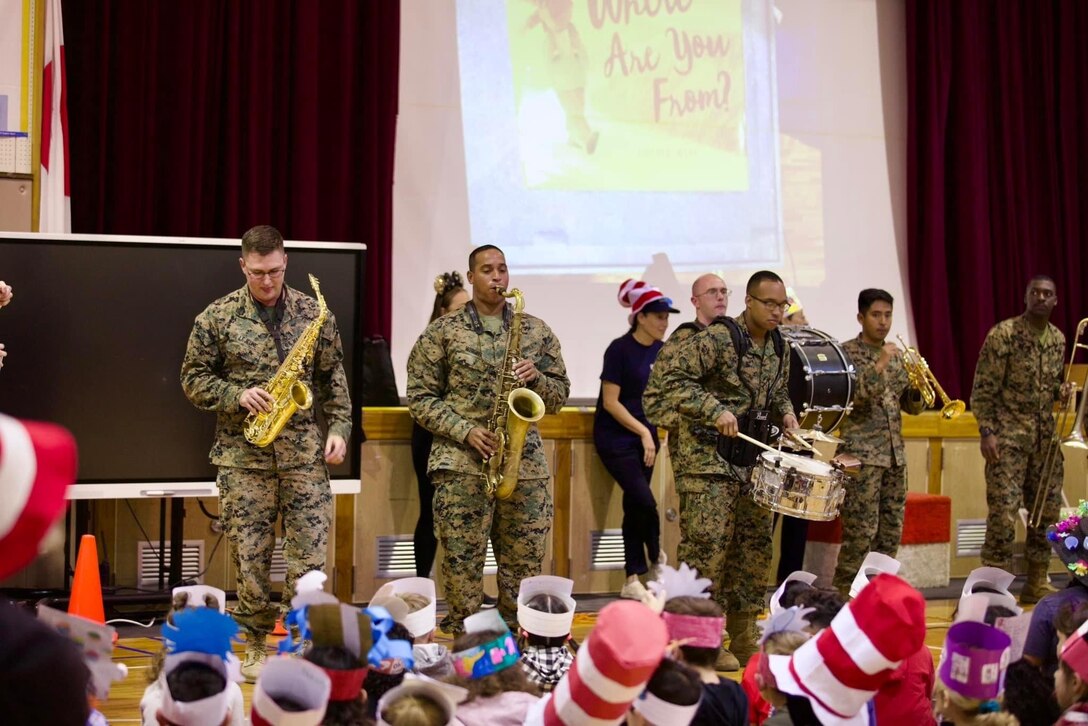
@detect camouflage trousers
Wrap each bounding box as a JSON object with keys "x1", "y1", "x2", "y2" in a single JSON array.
[
  {"x1": 432, "y1": 471, "x2": 552, "y2": 636},
  {"x1": 675, "y1": 474, "x2": 772, "y2": 615},
  {"x1": 832, "y1": 463, "x2": 906, "y2": 594},
  {"x1": 217, "y1": 462, "x2": 331, "y2": 639},
  {"x1": 983, "y1": 443, "x2": 1063, "y2": 568}
]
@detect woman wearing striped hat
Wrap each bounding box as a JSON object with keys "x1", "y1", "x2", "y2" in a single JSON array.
[{"x1": 594, "y1": 279, "x2": 680, "y2": 600}]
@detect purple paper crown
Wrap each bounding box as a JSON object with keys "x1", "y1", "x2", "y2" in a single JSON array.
[{"x1": 939, "y1": 621, "x2": 1011, "y2": 700}]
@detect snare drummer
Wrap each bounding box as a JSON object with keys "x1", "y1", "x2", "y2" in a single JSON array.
[
  {"x1": 831, "y1": 289, "x2": 925, "y2": 597},
  {"x1": 644, "y1": 270, "x2": 798, "y2": 672}
]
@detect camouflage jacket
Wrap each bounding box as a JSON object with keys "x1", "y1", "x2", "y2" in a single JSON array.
[
  {"x1": 180, "y1": 284, "x2": 352, "y2": 470},
  {"x1": 970, "y1": 315, "x2": 1066, "y2": 450},
  {"x1": 643, "y1": 313, "x2": 795, "y2": 477},
  {"x1": 406, "y1": 303, "x2": 570, "y2": 478},
  {"x1": 646, "y1": 320, "x2": 705, "y2": 436},
  {"x1": 837, "y1": 336, "x2": 925, "y2": 467}
]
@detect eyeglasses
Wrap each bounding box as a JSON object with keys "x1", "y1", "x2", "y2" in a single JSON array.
[
  {"x1": 750, "y1": 295, "x2": 791, "y2": 313},
  {"x1": 245, "y1": 267, "x2": 286, "y2": 280},
  {"x1": 695, "y1": 287, "x2": 731, "y2": 298}
]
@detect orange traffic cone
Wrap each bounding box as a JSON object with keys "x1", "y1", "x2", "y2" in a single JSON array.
[
  {"x1": 69, "y1": 534, "x2": 106, "y2": 625},
  {"x1": 273, "y1": 617, "x2": 288, "y2": 636}
]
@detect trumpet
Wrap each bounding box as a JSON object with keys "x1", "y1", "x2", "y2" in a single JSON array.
[
  {"x1": 1030, "y1": 318, "x2": 1088, "y2": 528},
  {"x1": 897, "y1": 336, "x2": 966, "y2": 420}
]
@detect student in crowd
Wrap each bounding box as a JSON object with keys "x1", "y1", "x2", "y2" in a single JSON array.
[
  {"x1": 448, "y1": 610, "x2": 541, "y2": 725},
  {"x1": 516, "y1": 576, "x2": 578, "y2": 691}
]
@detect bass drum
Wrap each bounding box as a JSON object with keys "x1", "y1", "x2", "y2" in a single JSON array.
[{"x1": 780, "y1": 326, "x2": 856, "y2": 433}]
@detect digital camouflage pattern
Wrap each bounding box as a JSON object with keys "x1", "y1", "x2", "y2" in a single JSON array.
[
  {"x1": 406, "y1": 305, "x2": 570, "y2": 478},
  {"x1": 180, "y1": 284, "x2": 352, "y2": 469},
  {"x1": 217, "y1": 463, "x2": 331, "y2": 638},
  {"x1": 181, "y1": 283, "x2": 351, "y2": 639},
  {"x1": 643, "y1": 313, "x2": 794, "y2": 478},
  {"x1": 431, "y1": 471, "x2": 553, "y2": 635},
  {"x1": 646, "y1": 320, "x2": 703, "y2": 437},
  {"x1": 675, "y1": 474, "x2": 772, "y2": 615},
  {"x1": 831, "y1": 336, "x2": 925, "y2": 594},
  {"x1": 971, "y1": 315, "x2": 1067, "y2": 567},
  {"x1": 971, "y1": 316, "x2": 1066, "y2": 449},
  {"x1": 837, "y1": 335, "x2": 926, "y2": 468},
  {"x1": 407, "y1": 303, "x2": 568, "y2": 635},
  {"x1": 643, "y1": 313, "x2": 793, "y2": 620},
  {"x1": 831, "y1": 463, "x2": 908, "y2": 593}
]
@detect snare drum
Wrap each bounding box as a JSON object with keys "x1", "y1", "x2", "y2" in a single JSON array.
[
  {"x1": 780, "y1": 326, "x2": 856, "y2": 432},
  {"x1": 750, "y1": 450, "x2": 846, "y2": 521}
]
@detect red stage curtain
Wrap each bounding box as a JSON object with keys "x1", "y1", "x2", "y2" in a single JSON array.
[
  {"x1": 62, "y1": 0, "x2": 398, "y2": 339},
  {"x1": 906, "y1": 0, "x2": 1088, "y2": 400}
]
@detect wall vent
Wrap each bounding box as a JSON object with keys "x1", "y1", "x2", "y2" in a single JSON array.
[
  {"x1": 956, "y1": 519, "x2": 987, "y2": 558},
  {"x1": 376, "y1": 535, "x2": 497, "y2": 578},
  {"x1": 137, "y1": 540, "x2": 205, "y2": 588},
  {"x1": 590, "y1": 529, "x2": 625, "y2": 571}
]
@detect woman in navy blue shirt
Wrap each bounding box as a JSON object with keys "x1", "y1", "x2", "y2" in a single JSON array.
[
  {"x1": 594, "y1": 279, "x2": 679, "y2": 599},
  {"x1": 411, "y1": 271, "x2": 469, "y2": 577}
]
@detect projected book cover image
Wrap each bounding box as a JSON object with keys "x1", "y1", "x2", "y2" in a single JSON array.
[
  {"x1": 456, "y1": 0, "x2": 781, "y2": 274},
  {"x1": 508, "y1": 0, "x2": 748, "y2": 192}
]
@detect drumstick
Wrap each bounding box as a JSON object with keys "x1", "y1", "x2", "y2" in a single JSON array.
[
  {"x1": 735, "y1": 432, "x2": 785, "y2": 456},
  {"x1": 782, "y1": 430, "x2": 815, "y2": 452}
]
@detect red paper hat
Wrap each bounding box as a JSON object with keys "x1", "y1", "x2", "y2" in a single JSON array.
[
  {"x1": 766, "y1": 574, "x2": 926, "y2": 725},
  {"x1": 0, "y1": 414, "x2": 77, "y2": 580},
  {"x1": 543, "y1": 600, "x2": 667, "y2": 726}
]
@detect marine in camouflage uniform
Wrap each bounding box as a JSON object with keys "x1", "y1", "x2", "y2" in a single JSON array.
[
  {"x1": 832, "y1": 331, "x2": 925, "y2": 595},
  {"x1": 971, "y1": 276, "x2": 1067, "y2": 601},
  {"x1": 407, "y1": 247, "x2": 569, "y2": 635},
  {"x1": 644, "y1": 274, "x2": 796, "y2": 667},
  {"x1": 649, "y1": 321, "x2": 704, "y2": 438},
  {"x1": 180, "y1": 228, "x2": 351, "y2": 654},
  {"x1": 651, "y1": 275, "x2": 730, "y2": 438}
]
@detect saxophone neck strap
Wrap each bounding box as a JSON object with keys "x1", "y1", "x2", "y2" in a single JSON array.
[
  {"x1": 253, "y1": 289, "x2": 288, "y2": 362},
  {"x1": 466, "y1": 301, "x2": 512, "y2": 335}
]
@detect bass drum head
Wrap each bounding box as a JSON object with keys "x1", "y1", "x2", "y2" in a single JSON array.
[{"x1": 780, "y1": 326, "x2": 855, "y2": 433}]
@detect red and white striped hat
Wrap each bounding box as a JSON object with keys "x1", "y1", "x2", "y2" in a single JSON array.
[
  {"x1": 617, "y1": 279, "x2": 679, "y2": 319},
  {"x1": 541, "y1": 600, "x2": 668, "y2": 726},
  {"x1": 765, "y1": 574, "x2": 926, "y2": 725},
  {"x1": 0, "y1": 414, "x2": 77, "y2": 580}
]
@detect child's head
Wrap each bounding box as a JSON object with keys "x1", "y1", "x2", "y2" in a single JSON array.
[
  {"x1": 450, "y1": 629, "x2": 540, "y2": 700},
  {"x1": 364, "y1": 622, "x2": 414, "y2": 717},
  {"x1": 304, "y1": 645, "x2": 367, "y2": 726},
  {"x1": 1058, "y1": 621, "x2": 1088, "y2": 710},
  {"x1": 159, "y1": 661, "x2": 230, "y2": 726},
  {"x1": 522, "y1": 592, "x2": 573, "y2": 647},
  {"x1": 793, "y1": 588, "x2": 846, "y2": 632},
  {"x1": 662, "y1": 596, "x2": 722, "y2": 670},
  {"x1": 378, "y1": 676, "x2": 467, "y2": 726},
  {"x1": 1056, "y1": 603, "x2": 1088, "y2": 652},
  {"x1": 627, "y1": 658, "x2": 702, "y2": 726},
  {"x1": 370, "y1": 578, "x2": 438, "y2": 644},
  {"x1": 779, "y1": 579, "x2": 815, "y2": 609},
  {"x1": 1001, "y1": 660, "x2": 1061, "y2": 726},
  {"x1": 151, "y1": 586, "x2": 227, "y2": 683},
  {"x1": 517, "y1": 576, "x2": 577, "y2": 648},
  {"x1": 936, "y1": 621, "x2": 1013, "y2": 722},
  {"x1": 756, "y1": 630, "x2": 809, "y2": 709},
  {"x1": 933, "y1": 680, "x2": 1018, "y2": 725},
  {"x1": 380, "y1": 692, "x2": 446, "y2": 726},
  {"x1": 250, "y1": 657, "x2": 331, "y2": 725}
]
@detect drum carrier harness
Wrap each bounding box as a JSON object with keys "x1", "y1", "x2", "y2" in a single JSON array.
[{"x1": 687, "y1": 316, "x2": 789, "y2": 469}]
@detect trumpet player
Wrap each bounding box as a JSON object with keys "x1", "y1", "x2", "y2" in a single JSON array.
[
  {"x1": 832, "y1": 289, "x2": 925, "y2": 597},
  {"x1": 970, "y1": 274, "x2": 1072, "y2": 604},
  {"x1": 406, "y1": 245, "x2": 569, "y2": 636}
]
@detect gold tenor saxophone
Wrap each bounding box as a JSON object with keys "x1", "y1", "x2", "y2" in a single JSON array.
[
  {"x1": 482, "y1": 288, "x2": 546, "y2": 499},
  {"x1": 244, "y1": 274, "x2": 328, "y2": 447}
]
